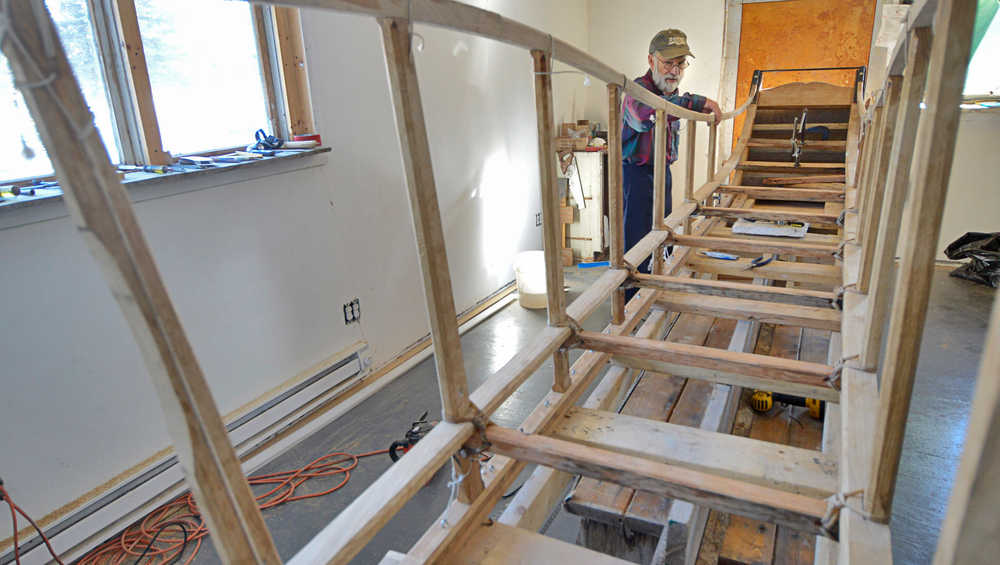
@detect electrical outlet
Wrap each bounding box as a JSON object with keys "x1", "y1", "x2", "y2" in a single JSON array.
[
  {"x1": 343, "y1": 298, "x2": 361, "y2": 325},
  {"x1": 535, "y1": 212, "x2": 542, "y2": 227}
]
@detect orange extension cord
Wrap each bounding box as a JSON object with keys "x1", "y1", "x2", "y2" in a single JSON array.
[{"x1": 4, "y1": 448, "x2": 389, "y2": 565}]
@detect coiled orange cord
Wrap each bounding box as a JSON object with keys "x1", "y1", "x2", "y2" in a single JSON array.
[{"x1": 6, "y1": 447, "x2": 389, "y2": 565}]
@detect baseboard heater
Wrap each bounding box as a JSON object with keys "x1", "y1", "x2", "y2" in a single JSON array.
[{"x1": 1, "y1": 344, "x2": 367, "y2": 565}]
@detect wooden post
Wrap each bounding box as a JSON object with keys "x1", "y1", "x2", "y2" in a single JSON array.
[
  {"x1": 933, "y1": 296, "x2": 1000, "y2": 565},
  {"x1": 851, "y1": 116, "x2": 875, "y2": 200},
  {"x1": 866, "y1": 0, "x2": 977, "y2": 521},
  {"x1": 607, "y1": 84, "x2": 625, "y2": 325},
  {"x1": 651, "y1": 110, "x2": 667, "y2": 273},
  {"x1": 860, "y1": 27, "x2": 933, "y2": 371},
  {"x1": 855, "y1": 101, "x2": 887, "y2": 265},
  {"x1": 857, "y1": 78, "x2": 903, "y2": 294},
  {"x1": 707, "y1": 120, "x2": 718, "y2": 181},
  {"x1": 379, "y1": 18, "x2": 483, "y2": 503},
  {"x1": 684, "y1": 119, "x2": 697, "y2": 235},
  {"x1": 531, "y1": 50, "x2": 570, "y2": 393},
  {"x1": 381, "y1": 18, "x2": 475, "y2": 423},
  {"x1": 1, "y1": 2, "x2": 279, "y2": 562},
  {"x1": 379, "y1": 18, "x2": 484, "y2": 502}
]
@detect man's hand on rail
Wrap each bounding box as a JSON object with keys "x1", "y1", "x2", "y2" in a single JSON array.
[{"x1": 703, "y1": 98, "x2": 722, "y2": 122}]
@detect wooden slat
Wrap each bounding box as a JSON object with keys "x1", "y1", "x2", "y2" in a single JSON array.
[
  {"x1": 672, "y1": 233, "x2": 838, "y2": 259},
  {"x1": 577, "y1": 331, "x2": 839, "y2": 403},
  {"x1": 552, "y1": 407, "x2": 837, "y2": 497},
  {"x1": 706, "y1": 225, "x2": 840, "y2": 245},
  {"x1": 748, "y1": 139, "x2": 847, "y2": 150},
  {"x1": 485, "y1": 426, "x2": 830, "y2": 536},
  {"x1": 753, "y1": 122, "x2": 848, "y2": 132},
  {"x1": 867, "y1": 0, "x2": 977, "y2": 521},
  {"x1": 763, "y1": 175, "x2": 846, "y2": 186},
  {"x1": 738, "y1": 161, "x2": 845, "y2": 173},
  {"x1": 718, "y1": 185, "x2": 845, "y2": 202},
  {"x1": 686, "y1": 256, "x2": 840, "y2": 286},
  {"x1": 654, "y1": 290, "x2": 841, "y2": 331},
  {"x1": 2, "y1": 3, "x2": 279, "y2": 561},
  {"x1": 443, "y1": 522, "x2": 633, "y2": 565},
  {"x1": 697, "y1": 207, "x2": 839, "y2": 228},
  {"x1": 634, "y1": 274, "x2": 836, "y2": 308}
]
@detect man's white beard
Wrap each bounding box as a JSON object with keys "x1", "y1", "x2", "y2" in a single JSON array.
[{"x1": 652, "y1": 68, "x2": 679, "y2": 93}]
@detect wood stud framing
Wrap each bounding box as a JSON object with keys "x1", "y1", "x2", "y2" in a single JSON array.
[
  {"x1": 9, "y1": 0, "x2": 990, "y2": 562},
  {"x1": 860, "y1": 26, "x2": 933, "y2": 371},
  {"x1": 866, "y1": 0, "x2": 977, "y2": 521}
]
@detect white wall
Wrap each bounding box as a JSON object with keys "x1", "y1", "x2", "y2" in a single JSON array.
[
  {"x1": 0, "y1": 0, "x2": 589, "y2": 543},
  {"x1": 583, "y1": 0, "x2": 726, "y2": 213},
  {"x1": 937, "y1": 110, "x2": 1000, "y2": 260}
]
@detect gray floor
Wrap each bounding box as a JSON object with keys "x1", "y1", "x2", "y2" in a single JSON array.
[{"x1": 186, "y1": 268, "x2": 993, "y2": 565}]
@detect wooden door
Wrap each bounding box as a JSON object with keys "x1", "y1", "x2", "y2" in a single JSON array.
[{"x1": 733, "y1": 0, "x2": 877, "y2": 138}]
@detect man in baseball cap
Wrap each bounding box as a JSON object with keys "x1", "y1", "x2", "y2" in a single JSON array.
[{"x1": 620, "y1": 29, "x2": 720, "y2": 297}]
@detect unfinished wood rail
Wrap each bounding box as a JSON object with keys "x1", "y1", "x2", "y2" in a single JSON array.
[{"x1": 5, "y1": 0, "x2": 991, "y2": 563}]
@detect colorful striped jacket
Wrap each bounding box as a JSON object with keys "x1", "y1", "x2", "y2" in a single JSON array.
[{"x1": 622, "y1": 69, "x2": 707, "y2": 166}]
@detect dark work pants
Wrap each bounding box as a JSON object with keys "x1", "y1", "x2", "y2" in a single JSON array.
[{"x1": 623, "y1": 161, "x2": 671, "y2": 301}]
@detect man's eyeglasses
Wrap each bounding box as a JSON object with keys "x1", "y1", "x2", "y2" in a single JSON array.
[{"x1": 655, "y1": 57, "x2": 690, "y2": 71}]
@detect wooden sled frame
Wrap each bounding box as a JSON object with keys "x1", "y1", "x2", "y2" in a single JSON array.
[{"x1": 3, "y1": 0, "x2": 994, "y2": 563}]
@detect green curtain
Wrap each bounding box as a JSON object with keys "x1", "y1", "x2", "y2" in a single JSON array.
[{"x1": 972, "y1": 0, "x2": 999, "y2": 57}]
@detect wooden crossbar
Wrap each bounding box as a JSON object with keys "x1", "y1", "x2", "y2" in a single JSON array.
[
  {"x1": 485, "y1": 426, "x2": 831, "y2": 536},
  {"x1": 576, "y1": 331, "x2": 839, "y2": 402},
  {"x1": 717, "y1": 185, "x2": 845, "y2": 202},
  {"x1": 654, "y1": 290, "x2": 842, "y2": 331},
  {"x1": 671, "y1": 233, "x2": 839, "y2": 258},
  {"x1": 748, "y1": 139, "x2": 847, "y2": 150},
  {"x1": 686, "y1": 256, "x2": 841, "y2": 286},
  {"x1": 763, "y1": 174, "x2": 847, "y2": 185},
  {"x1": 752, "y1": 122, "x2": 848, "y2": 131},
  {"x1": 632, "y1": 274, "x2": 837, "y2": 308},
  {"x1": 551, "y1": 407, "x2": 839, "y2": 497},
  {"x1": 738, "y1": 162, "x2": 845, "y2": 173},
  {"x1": 697, "y1": 207, "x2": 840, "y2": 227}
]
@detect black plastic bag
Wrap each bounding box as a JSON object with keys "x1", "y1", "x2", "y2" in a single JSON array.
[{"x1": 944, "y1": 232, "x2": 1000, "y2": 288}]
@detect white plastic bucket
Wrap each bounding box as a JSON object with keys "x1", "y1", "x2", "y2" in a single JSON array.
[{"x1": 514, "y1": 250, "x2": 547, "y2": 309}]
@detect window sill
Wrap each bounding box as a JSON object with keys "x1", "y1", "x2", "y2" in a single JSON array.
[{"x1": 0, "y1": 147, "x2": 331, "y2": 227}]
